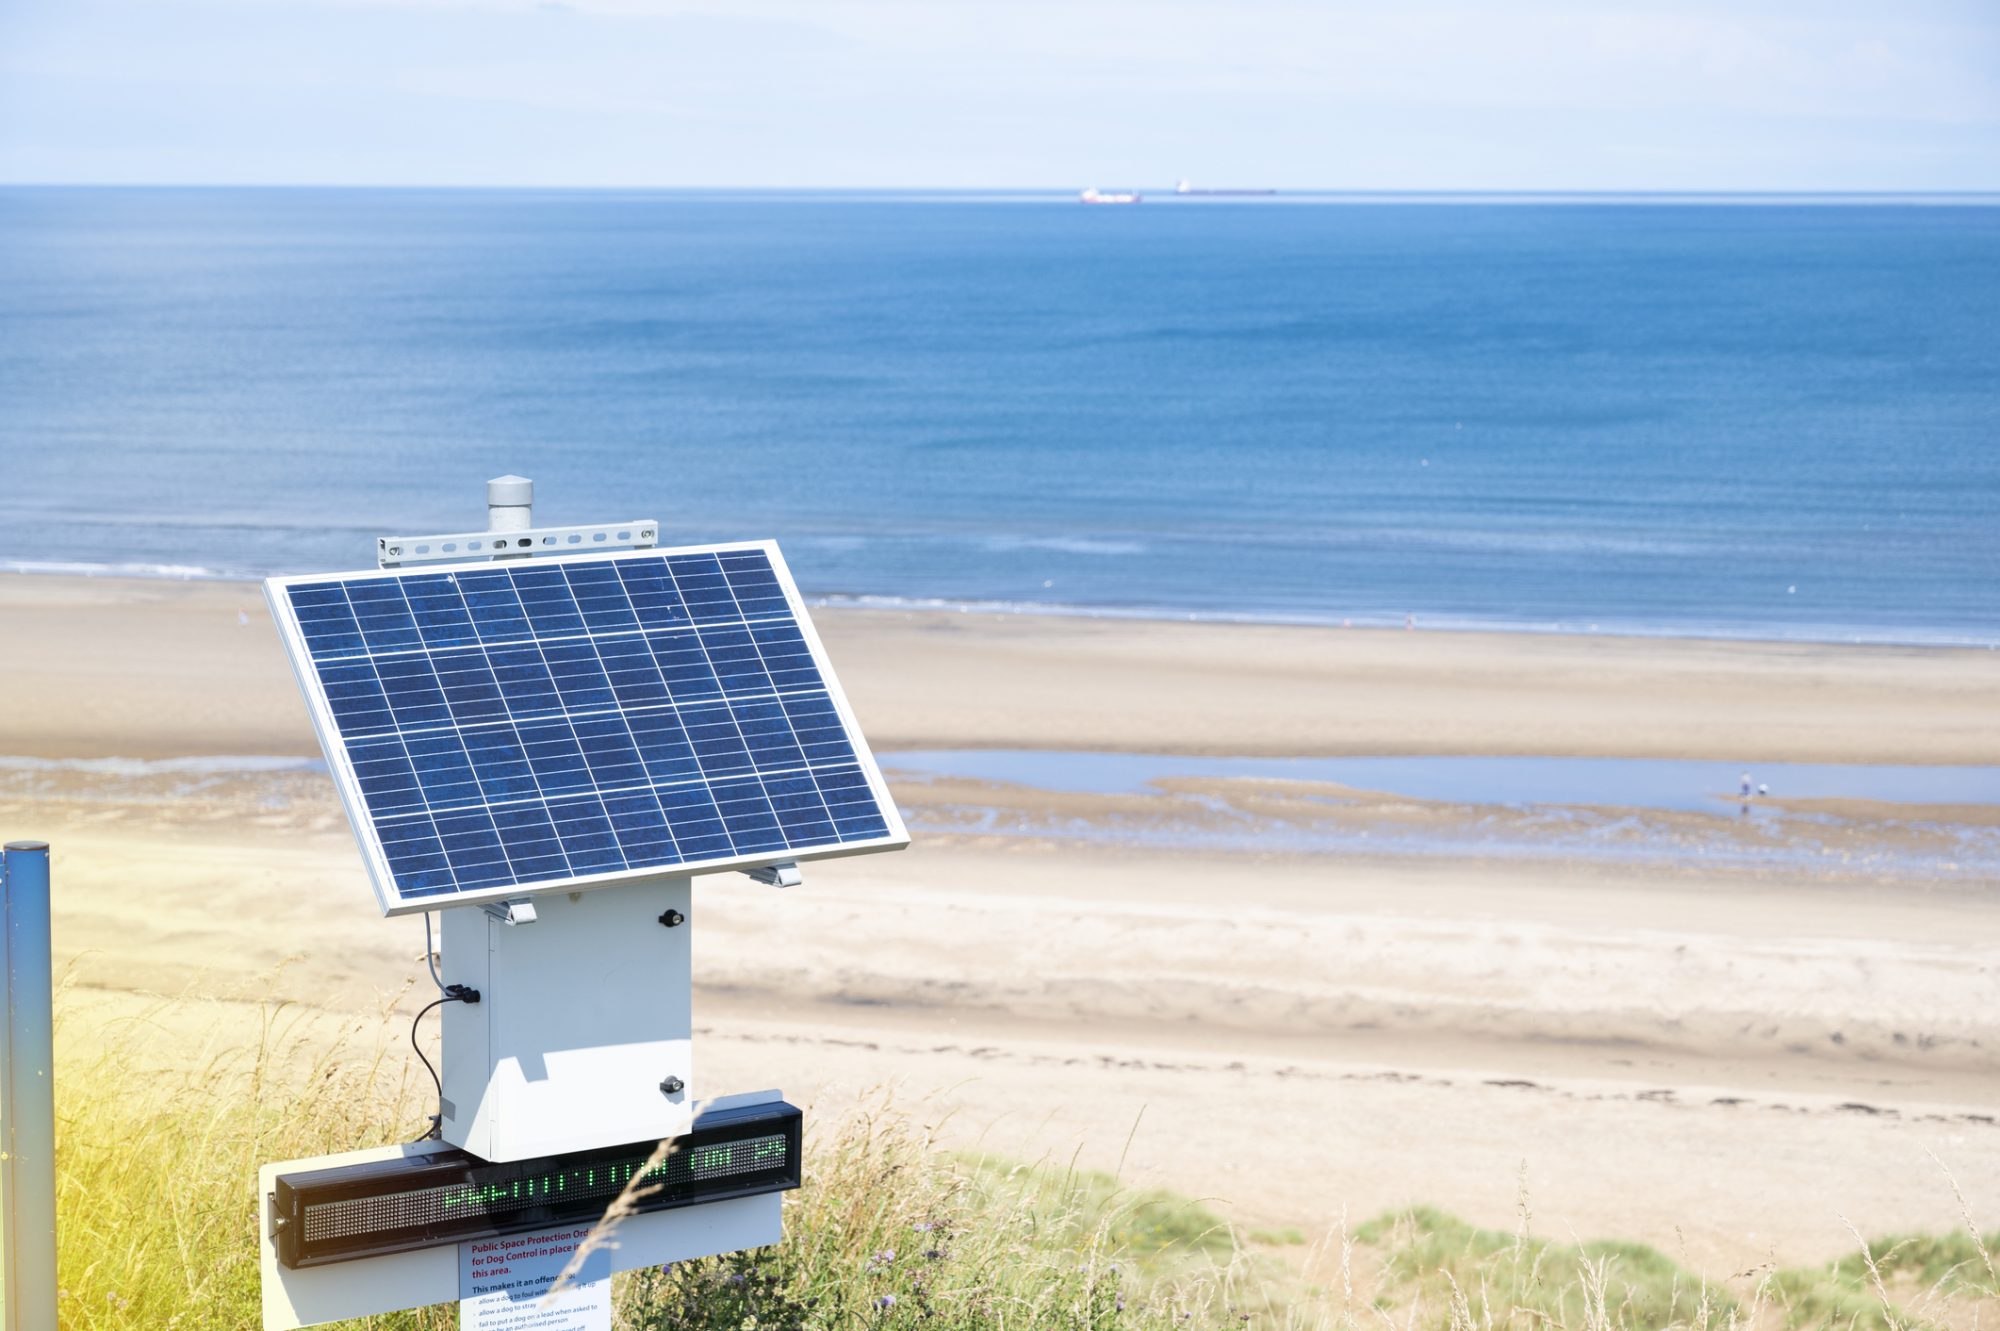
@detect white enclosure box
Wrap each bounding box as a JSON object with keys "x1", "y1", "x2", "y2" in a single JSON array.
[{"x1": 439, "y1": 879, "x2": 693, "y2": 1161}]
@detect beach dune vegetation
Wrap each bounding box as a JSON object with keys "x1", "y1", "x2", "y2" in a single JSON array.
[{"x1": 44, "y1": 993, "x2": 2000, "y2": 1331}]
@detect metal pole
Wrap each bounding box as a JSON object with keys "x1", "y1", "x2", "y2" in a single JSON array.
[
  {"x1": 0, "y1": 851, "x2": 8, "y2": 1331},
  {"x1": 2, "y1": 841, "x2": 56, "y2": 1331}
]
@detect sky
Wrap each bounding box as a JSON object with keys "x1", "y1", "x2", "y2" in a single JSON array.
[{"x1": 1, "y1": 0, "x2": 1997, "y2": 190}]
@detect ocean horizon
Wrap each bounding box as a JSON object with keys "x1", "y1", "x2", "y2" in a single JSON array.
[{"x1": 4, "y1": 186, "x2": 1997, "y2": 646}]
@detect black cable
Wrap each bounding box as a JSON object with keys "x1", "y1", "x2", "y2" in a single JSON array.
[
  {"x1": 409, "y1": 996, "x2": 452, "y2": 1142},
  {"x1": 408, "y1": 985, "x2": 480, "y2": 1143},
  {"x1": 412, "y1": 912, "x2": 468, "y2": 1140}
]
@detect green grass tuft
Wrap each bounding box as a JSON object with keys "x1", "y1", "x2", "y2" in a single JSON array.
[
  {"x1": 1354, "y1": 1204, "x2": 1727, "y2": 1331},
  {"x1": 1250, "y1": 1229, "x2": 1308, "y2": 1248},
  {"x1": 1766, "y1": 1227, "x2": 2000, "y2": 1331}
]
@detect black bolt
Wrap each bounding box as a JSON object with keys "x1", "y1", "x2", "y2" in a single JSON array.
[
  {"x1": 660, "y1": 1076, "x2": 685, "y2": 1096},
  {"x1": 658, "y1": 909, "x2": 685, "y2": 928}
]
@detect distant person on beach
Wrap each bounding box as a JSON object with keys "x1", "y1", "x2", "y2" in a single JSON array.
[{"x1": 1740, "y1": 772, "x2": 1752, "y2": 797}]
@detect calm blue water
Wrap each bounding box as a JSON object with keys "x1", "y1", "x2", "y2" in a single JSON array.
[
  {"x1": 877, "y1": 750, "x2": 2000, "y2": 877},
  {"x1": 879, "y1": 750, "x2": 2000, "y2": 811},
  {"x1": 3, "y1": 187, "x2": 1997, "y2": 643}
]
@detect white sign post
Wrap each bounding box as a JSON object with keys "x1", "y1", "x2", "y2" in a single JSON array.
[{"x1": 460, "y1": 1225, "x2": 612, "y2": 1331}]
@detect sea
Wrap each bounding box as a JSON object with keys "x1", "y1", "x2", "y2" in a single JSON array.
[{"x1": 3, "y1": 187, "x2": 1997, "y2": 646}]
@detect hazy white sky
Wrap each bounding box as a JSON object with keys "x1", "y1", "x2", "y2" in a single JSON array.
[{"x1": 2, "y1": 0, "x2": 1996, "y2": 189}]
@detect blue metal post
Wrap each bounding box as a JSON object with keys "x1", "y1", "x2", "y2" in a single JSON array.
[{"x1": 2, "y1": 841, "x2": 56, "y2": 1331}]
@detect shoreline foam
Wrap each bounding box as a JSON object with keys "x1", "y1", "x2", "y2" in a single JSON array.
[{"x1": 2, "y1": 564, "x2": 1997, "y2": 650}]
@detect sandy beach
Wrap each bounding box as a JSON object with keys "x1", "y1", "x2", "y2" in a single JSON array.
[
  {"x1": 6, "y1": 572, "x2": 1999, "y2": 1276},
  {"x1": 7, "y1": 574, "x2": 2000, "y2": 764}
]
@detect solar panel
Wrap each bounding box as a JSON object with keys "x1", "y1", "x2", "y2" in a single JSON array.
[{"x1": 265, "y1": 542, "x2": 907, "y2": 915}]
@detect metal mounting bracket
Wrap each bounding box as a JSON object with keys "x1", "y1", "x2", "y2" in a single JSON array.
[
  {"x1": 482, "y1": 897, "x2": 538, "y2": 926},
  {"x1": 742, "y1": 861, "x2": 801, "y2": 888},
  {"x1": 377, "y1": 520, "x2": 659, "y2": 568}
]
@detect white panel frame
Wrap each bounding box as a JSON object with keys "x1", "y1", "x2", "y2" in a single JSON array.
[{"x1": 264, "y1": 539, "x2": 909, "y2": 917}]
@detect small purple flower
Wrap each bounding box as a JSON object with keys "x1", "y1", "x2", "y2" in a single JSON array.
[
  {"x1": 876, "y1": 1294, "x2": 897, "y2": 1310},
  {"x1": 1117, "y1": 1299, "x2": 1126, "y2": 1312},
  {"x1": 912, "y1": 1221, "x2": 934, "y2": 1232}
]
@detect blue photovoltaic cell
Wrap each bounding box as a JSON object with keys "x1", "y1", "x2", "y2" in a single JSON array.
[{"x1": 282, "y1": 547, "x2": 896, "y2": 902}]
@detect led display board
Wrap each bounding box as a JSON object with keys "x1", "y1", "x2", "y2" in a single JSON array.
[{"x1": 270, "y1": 1100, "x2": 801, "y2": 1269}]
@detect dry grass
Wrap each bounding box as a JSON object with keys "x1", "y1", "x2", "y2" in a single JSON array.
[{"x1": 53, "y1": 986, "x2": 450, "y2": 1330}]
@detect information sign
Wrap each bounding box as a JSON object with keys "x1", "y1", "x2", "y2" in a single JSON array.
[{"x1": 459, "y1": 1225, "x2": 612, "y2": 1331}]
